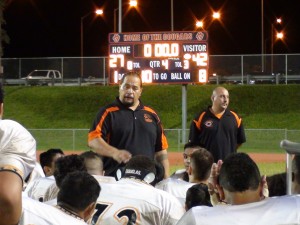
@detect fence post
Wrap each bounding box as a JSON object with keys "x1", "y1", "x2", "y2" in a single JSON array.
[{"x1": 73, "y1": 129, "x2": 75, "y2": 150}]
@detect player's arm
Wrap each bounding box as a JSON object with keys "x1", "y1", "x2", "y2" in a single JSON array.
[
  {"x1": 155, "y1": 150, "x2": 169, "y2": 178},
  {"x1": 0, "y1": 171, "x2": 23, "y2": 225},
  {"x1": 88, "y1": 137, "x2": 131, "y2": 164}
]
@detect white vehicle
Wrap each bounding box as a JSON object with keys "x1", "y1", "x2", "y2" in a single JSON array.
[{"x1": 22, "y1": 70, "x2": 62, "y2": 86}]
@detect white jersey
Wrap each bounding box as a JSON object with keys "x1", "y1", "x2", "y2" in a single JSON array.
[
  {"x1": 43, "y1": 181, "x2": 59, "y2": 202},
  {"x1": 155, "y1": 178, "x2": 194, "y2": 206},
  {"x1": 19, "y1": 196, "x2": 87, "y2": 225},
  {"x1": 44, "y1": 175, "x2": 117, "y2": 206},
  {"x1": 24, "y1": 175, "x2": 55, "y2": 202},
  {"x1": 176, "y1": 195, "x2": 300, "y2": 225},
  {"x1": 27, "y1": 162, "x2": 45, "y2": 181},
  {"x1": 92, "y1": 174, "x2": 117, "y2": 184},
  {"x1": 89, "y1": 178, "x2": 185, "y2": 225},
  {"x1": 0, "y1": 119, "x2": 36, "y2": 179}
]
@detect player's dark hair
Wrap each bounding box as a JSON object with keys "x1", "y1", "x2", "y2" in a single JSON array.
[
  {"x1": 80, "y1": 150, "x2": 101, "y2": 160},
  {"x1": 125, "y1": 155, "x2": 156, "y2": 174},
  {"x1": 190, "y1": 148, "x2": 214, "y2": 181},
  {"x1": 124, "y1": 155, "x2": 156, "y2": 184},
  {"x1": 40, "y1": 148, "x2": 64, "y2": 169},
  {"x1": 266, "y1": 172, "x2": 286, "y2": 197},
  {"x1": 80, "y1": 151, "x2": 103, "y2": 174},
  {"x1": 54, "y1": 154, "x2": 86, "y2": 187},
  {"x1": 57, "y1": 171, "x2": 100, "y2": 211},
  {"x1": 219, "y1": 153, "x2": 261, "y2": 192},
  {"x1": 185, "y1": 183, "x2": 212, "y2": 210},
  {"x1": 0, "y1": 83, "x2": 3, "y2": 103},
  {"x1": 184, "y1": 142, "x2": 203, "y2": 150},
  {"x1": 120, "y1": 71, "x2": 142, "y2": 88}
]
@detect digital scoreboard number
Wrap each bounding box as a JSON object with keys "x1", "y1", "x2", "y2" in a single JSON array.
[{"x1": 108, "y1": 31, "x2": 208, "y2": 84}]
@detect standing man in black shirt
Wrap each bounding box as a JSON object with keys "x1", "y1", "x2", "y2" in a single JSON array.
[
  {"x1": 188, "y1": 86, "x2": 246, "y2": 162},
  {"x1": 88, "y1": 71, "x2": 169, "y2": 177}
]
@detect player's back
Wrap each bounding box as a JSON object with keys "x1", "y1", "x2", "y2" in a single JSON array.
[
  {"x1": 24, "y1": 176, "x2": 55, "y2": 202},
  {"x1": 176, "y1": 195, "x2": 300, "y2": 225},
  {"x1": 20, "y1": 196, "x2": 87, "y2": 225},
  {"x1": 89, "y1": 178, "x2": 185, "y2": 225},
  {"x1": 156, "y1": 178, "x2": 194, "y2": 206},
  {"x1": 0, "y1": 119, "x2": 36, "y2": 178}
]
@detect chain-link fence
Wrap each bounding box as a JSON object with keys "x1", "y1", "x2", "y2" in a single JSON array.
[
  {"x1": 2, "y1": 54, "x2": 300, "y2": 85},
  {"x1": 29, "y1": 128, "x2": 300, "y2": 153}
]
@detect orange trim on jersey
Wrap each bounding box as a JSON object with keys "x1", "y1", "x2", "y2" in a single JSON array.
[
  {"x1": 161, "y1": 130, "x2": 169, "y2": 150},
  {"x1": 143, "y1": 106, "x2": 160, "y2": 121},
  {"x1": 0, "y1": 165, "x2": 24, "y2": 181},
  {"x1": 230, "y1": 111, "x2": 242, "y2": 128},
  {"x1": 144, "y1": 106, "x2": 168, "y2": 150},
  {"x1": 215, "y1": 113, "x2": 223, "y2": 119},
  {"x1": 88, "y1": 106, "x2": 119, "y2": 142},
  {"x1": 193, "y1": 111, "x2": 206, "y2": 130}
]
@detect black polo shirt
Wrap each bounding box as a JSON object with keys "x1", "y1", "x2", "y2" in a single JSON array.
[
  {"x1": 189, "y1": 107, "x2": 246, "y2": 162},
  {"x1": 89, "y1": 97, "x2": 168, "y2": 176}
]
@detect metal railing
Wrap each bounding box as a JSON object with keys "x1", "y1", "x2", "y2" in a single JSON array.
[
  {"x1": 29, "y1": 128, "x2": 300, "y2": 153},
  {"x1": 2, "y1": 54, "x2": 300, "y2": 85}
]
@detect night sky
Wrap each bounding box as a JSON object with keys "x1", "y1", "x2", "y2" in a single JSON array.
[{"x1": 3, "y1": 0, "x2": 300, "y2": 58}]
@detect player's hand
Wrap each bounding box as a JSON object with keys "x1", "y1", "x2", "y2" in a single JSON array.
[
  {"x1": 208, "y1": 160, "x2": 222, "y2": 189},
  {"x1": 112, "y1": 150, "x2": 132, "y2": 164},
  {"x1": 208, "y1": 160, "x2": 223, "y2": 205}
]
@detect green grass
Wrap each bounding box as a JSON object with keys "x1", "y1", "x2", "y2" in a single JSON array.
[
  {"x1": 4, "y1": 85, "x2": 300, "y2": 129},
  {"x1": 258, "y1": 162, "x2": 286, "y2": 176}
]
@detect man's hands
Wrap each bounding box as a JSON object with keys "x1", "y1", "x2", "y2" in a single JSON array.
[
  {"x1": 112, "y1": 150, "x2": 132, "y2": 164},
  {"x1": 88, "y1": 138, "x2": 132, "y2": 164}
]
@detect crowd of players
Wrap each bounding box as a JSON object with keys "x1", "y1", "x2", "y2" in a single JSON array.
[
  {"x1": 3, "y1": 137, "x2": 300, "y2": 224},
  {"x1": 1, "y1": 81, "x2": 300, "y2": 224}
]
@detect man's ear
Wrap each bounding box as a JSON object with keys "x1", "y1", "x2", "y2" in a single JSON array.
[
  {"x1": 43, "y1": 166, "x2": 51, "y2": 176},
  {"x1": 83, "y1": 202, "x2": 96, "y2": 222},
  {"x1": 211, "y1": 95, "x2": 214, "y2": 102},
  {"x1": 260, "y1": 175, "x2": 269, "y2": 198}
]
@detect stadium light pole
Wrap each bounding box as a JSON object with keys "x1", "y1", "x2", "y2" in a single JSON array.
[
  {"x1": 117, "y1": 0, "x2": 137, "y2": 33},
  {"x1": 80, "y1": 9, "x2": 103, "y2": 82},
  {"x1": 271, "y1": 18, "x2": 283, "y2": 75},
  {"x1": 261, "y1": 0, "x2": 264, "y2": 72},
  {"x1": 171, "y1": 0, "x2": 174, "y2": 31}
]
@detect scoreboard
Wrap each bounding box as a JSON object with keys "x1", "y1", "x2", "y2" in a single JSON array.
[{"x1": 108, "y1": 31, "x2": 208, "y2": 84}]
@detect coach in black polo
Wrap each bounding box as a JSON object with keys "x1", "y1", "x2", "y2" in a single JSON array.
[
  {"x1": 88, "y1": 72, "x2": 169, "y2": 177},
  {"x1": 188, "y1": 87, "x2": 246, "y2": 162}
]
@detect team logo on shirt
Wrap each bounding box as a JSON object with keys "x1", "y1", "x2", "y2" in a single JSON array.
[
  {"x1": 204, "y1": 120, "x2": 213, "y2": 127},
  {"x1": 144, "y1": 114, "x2": 153, "y2": 123}
]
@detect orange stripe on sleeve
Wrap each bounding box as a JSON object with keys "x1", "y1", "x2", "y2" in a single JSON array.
[
  {"x1": 88, "y1": 106, "x2": 119, "y2": 142},
  {"x1": 230, "y1": 111, "x2": 242, "y2": 128},
  {"x1": 143, "y1": 106, "x2": 160, "y2": 121},
  {"x1": 144, "y1": 106, "x2": 169, "y2": 150},
  {"x1": 193, "y1": 112, "x2": 206, "y2": 130},
  {"x1": 161, "y1": 132, "x2": 169, "y2": 150}
]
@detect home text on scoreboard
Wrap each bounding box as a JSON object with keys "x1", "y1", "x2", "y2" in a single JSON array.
[{"x1": 108, "y1": 31, "x2": 209, "y2": 84}]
